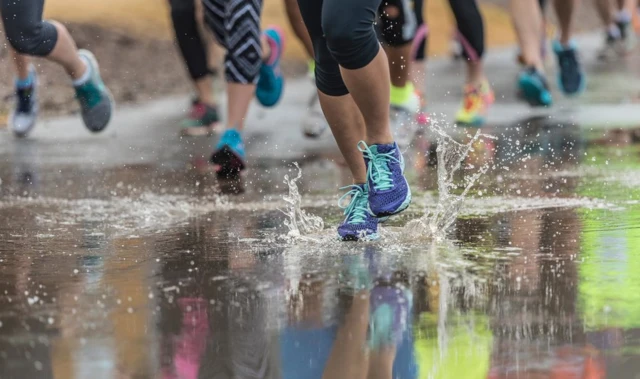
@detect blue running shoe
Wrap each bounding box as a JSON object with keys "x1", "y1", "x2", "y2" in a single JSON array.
[
  {"x1": 553, "y1": 40, "x2": 585, "y2": 96},
  {"x1": 369, "y1": 284, "x2": 412, "y2": 349},
  {"x1": 518, "y1": 66, "x2": 553, "y2": 107},
  {"x1": 358, "y1": 141, "x2": 411, "y2": 218},
  {"x1": 256, "y1": 27, "x2": 285, "y2": 107},
  {"x1": 211, "y1": 129, "x2": 246, "y2": 177},
  {"x1": 337, "y1": 184, "x2": 379, "y2": 241}
]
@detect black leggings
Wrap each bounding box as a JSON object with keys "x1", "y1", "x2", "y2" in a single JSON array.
[
  {"x1": 449, "y1": 0, "x2": 485, "y2": 61},
  {"x1": 410, "y1": 0, "x2": 485, "y2": 62},
  {"x1": 0, "y1": 0, "x2": 58, "y2": 56},
  {"x1": 298, "y1": 0, "x2": 415, "y2": 96},
  {"x1": 168, "y1": 0, "x2": 211, "y2": 81}
]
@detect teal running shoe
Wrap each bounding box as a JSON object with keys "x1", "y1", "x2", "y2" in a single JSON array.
[
  {"x1": 552, "y1": 40, "x2": 585, "y2": 96},
  {"x1": 256, "y1": 27, "x2": 285, "y2": 107},
  {"x1": 75, "y1": 49, "x2": 114, "y2": 132},
  {"x1": 337, "y1": 184, "x2": 379, "y2": 241},
  {"x1": 518, "y1": 66, "x2": 553, "y2": 107},
  {"x1": 211, "y1": 129, "x2": 246, "y2": 177}
]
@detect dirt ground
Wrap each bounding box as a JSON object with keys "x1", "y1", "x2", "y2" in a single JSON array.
[{"x1": 0, "y1": 0, "x2": 605, "y2": 125}]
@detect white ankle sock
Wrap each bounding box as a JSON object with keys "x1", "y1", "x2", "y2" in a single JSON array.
[{"x1": 72, "y1": 56, "x2": 92, "y2": 87}]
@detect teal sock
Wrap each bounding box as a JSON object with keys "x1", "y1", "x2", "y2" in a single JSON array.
[{"x1": 16, "y1": 71, "x2": 34, "y2": 89}]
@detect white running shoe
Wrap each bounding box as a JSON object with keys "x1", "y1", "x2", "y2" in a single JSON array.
[{"x1": 10, "y1": 66, "x2": 39, "y2": 138}]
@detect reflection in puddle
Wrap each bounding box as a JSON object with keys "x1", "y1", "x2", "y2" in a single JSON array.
[{"x1": 1, "y1": 121, "x2": 640, "y2": 377}]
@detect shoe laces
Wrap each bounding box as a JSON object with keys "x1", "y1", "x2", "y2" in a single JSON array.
[
  {"x1": 338, "y1": 185, "x2": 369, "y2": 225},
  {"x1": 16, "y1": 87, "x2": 34, "y2": 114},
  {"x1": 75, "y1": 81, "x2": 102, "y2": 109},
  {"x1": 358, "y1": 141, "x2": 400, "y2": 192}
]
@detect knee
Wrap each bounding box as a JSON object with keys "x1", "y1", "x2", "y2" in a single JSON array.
[
  {"x1": 321, "y1": 12, "x2": 379, "y2": 69},
  {"x1": 5, "y1": 21, "x2": 56, "y2": 56},
  {"x1": 312, "y1": 41, "x2": 348, "y2": 96}
]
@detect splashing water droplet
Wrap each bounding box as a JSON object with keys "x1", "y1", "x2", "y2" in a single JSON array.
[
  {"x1": 280, "y1": 163, "x2": 324, "y2": 239},
  {"x1": 405, "y1": 119, "x2": 496, "y2": 240}
]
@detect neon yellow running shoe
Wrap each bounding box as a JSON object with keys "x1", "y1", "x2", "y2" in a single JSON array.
[{"x1": 455, "y1": 80, "x2": 494, "y2": 127}]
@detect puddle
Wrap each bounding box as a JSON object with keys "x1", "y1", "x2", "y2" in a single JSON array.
[{"x1": 0, "y1": 120, "x2": 640, "y2": 377}]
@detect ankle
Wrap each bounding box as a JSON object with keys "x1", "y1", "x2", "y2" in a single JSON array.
[
  {"x1": 16, "y1": 70, "x2": 35, "y2": 89},
  {"x1": 71, "y1": 57, "x2": 90, "y2": 86}
]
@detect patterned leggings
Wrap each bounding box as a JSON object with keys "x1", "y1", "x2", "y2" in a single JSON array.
[{"x1": 202, "y1": 0, "x2": 263, "y2": 84}]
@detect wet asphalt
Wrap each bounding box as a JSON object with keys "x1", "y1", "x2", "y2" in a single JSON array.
[{"x1": 1, "y1": 35, "x2": 640, "y2": 378}]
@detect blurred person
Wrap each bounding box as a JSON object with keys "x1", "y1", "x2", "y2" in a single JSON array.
[
  {"x1": 447, "y1": 0, "x2": 495, "y2": 126},
  {"x1": 593, "y1": 0, "x2": 637, "y2": 59},
  {"x1": 1, "y1": 1, "x2": 113, "y2": 138},
  {"x1": 169, "y1": 0, "x2": 221, "y2": 136},
  {"x1": 204, "y1": 0, "x2": 285, "y2": 178},
  {"x1": 511, "y1": 0, "x2": 585, "y2": 107},
  {"x1": 284, "y1": 0, "x2": 426, "y2": 144},
  {"x1": 280, "y1": 248, "x2": 417, "y2": 379},
  {"x1": 7, "y1": 51, "x2": 39, "y2": 138},
  {"x1": 297, "y1": 0, "x2": 412, "y2": 241},
  {"x1": 409, "y1": 0, "x2": 495, "y2": 127}
]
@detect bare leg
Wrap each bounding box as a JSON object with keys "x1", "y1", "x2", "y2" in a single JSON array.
[
  {"x1": 340, "y1": 48, "x2": 393, "y2": 145},
  {"x1": 46, "y1": 21, "x2": 87, "y2": 81},
  {"x1": 222, "y1": 36, "x2": 271, "y2": 131},
  {"x1": 284, "y1": 0, "x2": 315, "y2": 58},
  {"x1": 466, "y1": 60, "x2": 487, "y2": 86},
  {"x1": 367, "y1": 348, "x2": 396, "y2": 379},
  {"x1": 509, "y1": 0, "x2": 545, "y2": 70},
  {"x1": 553, "y1": 0, "x2": 578, "y2": 45},
  {"x1": 194, "y1": 76, "x2": 215, "y2": 106},
  {"x1": 225, "y1": 84, "x2": 255, "y2": 130},
  {"x1": 594, "y1": 0, "x2": 614, "y2": 25},
  {"x1": 10, "y1": 49, "x2": 32, "y2": 80},
  {"x1": 322, "y1": 291, "x2": 371, "y2": 379},
  {"x1": 385, "y1": 44, "x2": 412, "y2": 88},
  {"x1": 318, "y1": 93, "x2": 368, "y2": 184}
]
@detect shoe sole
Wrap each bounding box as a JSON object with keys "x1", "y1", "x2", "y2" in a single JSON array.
[
  {"x1": 373, "y1": 178, "x2": 412, "y2": 218},
  {"x1": 210, "y1": 145, "x2": 246, "y2": 178},
  {"x1": 455, "y1": 116, "x2": 486, "y2": 128},
  {"x1": 338, "y1": 232, "x2": 380, "y2": 242},
  {"x1": 78, "y1": 49, "x2": 115, "y2": 133}
]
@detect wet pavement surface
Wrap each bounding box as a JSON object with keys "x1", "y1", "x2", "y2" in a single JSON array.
[{"x1": 2, "y1": 38, "x2": 640, "y2": 378}]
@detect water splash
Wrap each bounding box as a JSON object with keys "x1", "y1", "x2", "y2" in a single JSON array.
[
  {"x1": 405, "y1": 118, "x2": 496, "y2": 240},
  {"x1": 281, "y1": 163, "x2": 324, "y2": 239}
]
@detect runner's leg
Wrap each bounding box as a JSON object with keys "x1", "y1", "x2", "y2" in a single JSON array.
[
  {"x1": 283, "y1": 0, "x2": 314, "y2": 58},
  {"x1": 169, "y1": 0, "x2": 215, "y2": 106},
  {"x1": 0, "y1": 0, "x2": 113, "y2": 131}
]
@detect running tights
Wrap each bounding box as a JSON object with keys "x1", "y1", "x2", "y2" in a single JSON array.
[
  {"x1": 411, "y1": 0, "x2": 485, "y2": 62},
  {"x1": 298, "y1": 0, "x2": 384, "y2": 96},
  {"x1": 0, "y1": 0, "x2": 58, "y2": 56},
  {"x1": 449, "y1": 0, "x2": 485, "y2": 62},
  {"x1": 202, "y1": 0, "x2": 263, "y2": 84},
  {"x1": 168, "y1": 0, "x2": 211, "y2": 80}
]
